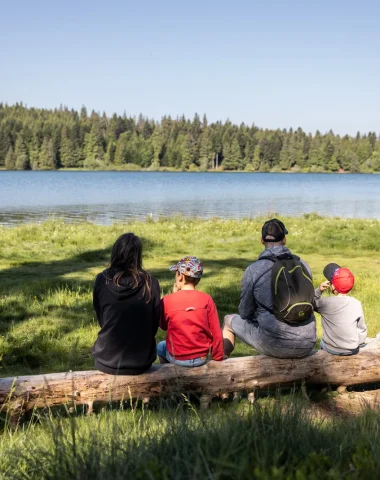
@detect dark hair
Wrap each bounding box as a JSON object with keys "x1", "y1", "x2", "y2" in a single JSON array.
[
  {"x1": 183, "y1": 275, "x2": 200, "y2": 286},
  {"x1": 108, "y1": 233, "x2": 152, "y2": 301}
]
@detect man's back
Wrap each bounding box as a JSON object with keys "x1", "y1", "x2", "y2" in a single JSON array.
[{"x1": 239, "y1": 245, "x2": 316, "y2": 355}]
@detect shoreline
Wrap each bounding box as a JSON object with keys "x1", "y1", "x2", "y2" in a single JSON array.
[
  {"x1": 2, "y1": 214, "x2": 380, "y2": 230},
  {"x1": 1, "y1": 167, "x2": 379, "y2": 174}
]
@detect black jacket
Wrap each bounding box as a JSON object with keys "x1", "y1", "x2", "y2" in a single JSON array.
[{"x1": 92, "y1": 269, "x2": 161, "y2": 375}]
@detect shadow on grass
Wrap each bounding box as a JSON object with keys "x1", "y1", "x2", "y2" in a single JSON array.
[
  {"x1": 0, "y1": 248, "x2": 312, "y2": 376},
  {"x1": 2, "y1": 401, "x2": 380, "y2": 479},
  {"x1": 0, "y1": 238, "x2": 157, "y2": 374}
]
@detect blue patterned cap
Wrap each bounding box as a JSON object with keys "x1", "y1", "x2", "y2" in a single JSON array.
[{"x1": 169, "y1": 256, "x2": 203, "y2": 278}]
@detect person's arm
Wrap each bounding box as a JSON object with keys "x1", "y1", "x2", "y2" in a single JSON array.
[
  {"x1": 313, "y1": 281, "x2": 330, "y2": 311},
  {"x1": 151, "y1": 278, "x2": 161, "y2": 337},
  {"x1": 93, "y1": 275, "x2": 102, "y2": 326},
  {"x1": 207, "y1": 298, "x2": 224, "y2": 361},
  {"x1": 357, "y1": 305, "x2": 367, "y2": 346},
  {"x1": 314, "y1": 287, "x2": 323, "y2": 300},
  {"x1": 159, "y1": 297, "x2": 169, "y2": 331},
  {"x1": 238, "y1": 267, "x2": 255, "y2": 320}
]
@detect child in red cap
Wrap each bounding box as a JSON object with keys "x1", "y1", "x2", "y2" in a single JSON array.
[
  {"x1": 314, "y1": 263, "x2": 367, "y2": 355},
  {"x1": 157, "y1": 256, "x2": 224, "y2": 366}
]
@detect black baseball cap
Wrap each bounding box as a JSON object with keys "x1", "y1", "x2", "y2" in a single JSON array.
[
  {"x1": 323, "y1": 263, "x2": 341, "y2": 281},
  {"x1": 261, "y1": 218, "x2": 288, "y2": 242}
]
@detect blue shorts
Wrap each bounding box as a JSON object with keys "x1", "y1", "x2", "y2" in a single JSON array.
[{"x1": 157, "y1": 341, "x2": 209, "y2": 367}]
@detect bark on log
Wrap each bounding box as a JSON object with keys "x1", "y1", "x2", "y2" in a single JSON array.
[{"x1": 1, "y1": 349, "x2": 380, "y2": 415}]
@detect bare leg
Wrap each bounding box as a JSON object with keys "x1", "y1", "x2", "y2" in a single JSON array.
[{"x1": 223, "y1": 314, "x2": 237, "y2": 357}]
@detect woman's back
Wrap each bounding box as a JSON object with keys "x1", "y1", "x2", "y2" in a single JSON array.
[
  {"x1": 93, "y1": 269, "x2": 160, "y2": 374},
  {"x1": 92, "y1": 232, "x2": 161, "y2": 375}
]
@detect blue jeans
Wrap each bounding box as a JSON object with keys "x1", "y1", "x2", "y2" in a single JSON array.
[
  {"x1": 320, "y1": 339, "x2": 359, "y2": 356},
  {"x1": 230, "y1": 314, "x2": 315, "y2": 358},
  {"x1": 157, "y1": 341, "x2": 209, "y2": 367}
]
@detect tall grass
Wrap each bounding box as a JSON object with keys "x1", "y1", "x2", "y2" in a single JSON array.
[{"x1": 0, "y1": 400, "x2": 379, "y2": 479}]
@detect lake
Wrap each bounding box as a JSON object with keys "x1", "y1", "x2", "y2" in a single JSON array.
[{"x1": 0, "y1": 171, "x2": 380, "y2": 226}]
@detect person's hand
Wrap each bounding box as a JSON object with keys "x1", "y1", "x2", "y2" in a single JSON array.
[
  {"x1": 173, "y1": 283, "x2": 179, "y2": 293},
  {"x1": 319, "y1": 281, "x2": 330, "y2": 292}
]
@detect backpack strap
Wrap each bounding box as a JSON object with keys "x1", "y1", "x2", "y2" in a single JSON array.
[
  {"x1": 258, "y1": 255, "x2": 277, "y2": 262},
  {"x1": 253, "y1": 255, "x2": 277, "y2": 314}
]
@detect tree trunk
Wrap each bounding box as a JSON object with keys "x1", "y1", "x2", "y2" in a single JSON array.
[{"x1": 1, "y1": 349, "x2": 380, "y2": 415}]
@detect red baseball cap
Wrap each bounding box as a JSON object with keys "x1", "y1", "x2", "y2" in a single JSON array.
[{"x1": 331, "y1": 267, "x2": 355, "y2": 294}]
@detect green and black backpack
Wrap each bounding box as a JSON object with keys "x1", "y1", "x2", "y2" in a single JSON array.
[{"x1": 258, "y1": 253, "x2": 314, "y2": 323}]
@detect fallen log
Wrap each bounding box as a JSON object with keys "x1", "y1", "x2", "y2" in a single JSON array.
[{"x1": 1, "y1": 349, "x2": 380, "y2": 416}]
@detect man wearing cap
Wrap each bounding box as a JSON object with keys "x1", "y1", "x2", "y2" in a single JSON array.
[
  {"x1": 314, "y1": 263, "x2": 367, "y2": 355},
  {"x1": 223, "y1": 218, "x2": 317, "y2": 358}
]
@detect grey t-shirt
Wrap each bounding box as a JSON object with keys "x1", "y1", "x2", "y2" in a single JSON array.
[
  {"x1": 314, "y1": 288, "x2": 367, "y2": 354},
  {"x1": 238, "y1": 246, "x2": 316, "y2": 351}
]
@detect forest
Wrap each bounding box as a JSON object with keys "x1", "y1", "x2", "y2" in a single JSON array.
[{"x1": 0, "y1": 102, "x2": 379, "y2": 172}]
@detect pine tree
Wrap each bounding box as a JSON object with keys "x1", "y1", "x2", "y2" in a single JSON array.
[
  {"x1": 39, "y1": 137, "x2": 56, "y2": 169},
  {"x1": 259, "y1": 133, "x2": 282, "y2": 170},
  {"x1": 80, "y1": 106, "x2": 88, "y2": 121},
  {"x1": 243, "y1": 137, "x2": 255, "y2": 169},
  {"x1": 327, "y1": 155, "x2": 340, "y2": 172},
  {"x1": 191, "y1": 113, "x2": 202, "y2": 140},
  {"x1": 29, "y1": 135, "x2": 41, "y2": 170},
  {"x1": 223, "y1": 137, "x2": 242, "y2": 170},
  {"x1": 279, "y1": 136, "x2": 291, "y2": 170},
  {"x1": 104, "y1": 140, "x2": 116, "y2": 166},
  {"x1": 0, "y1": 130, "x2": 11, "y2": 167},
  {"x1": 114, "y1": 132, "x2": 129, "y2": 165},
  {"x1": 320, "y1": 140, "x2": 335, "y2": 171},
  {"x1": 180, "y1": 134, "x2": 197, "y2": 169},
  {"x1": 5, "y1": 146, "x2": 16, "y2": 170},
  {"x1": 308, "y1": 135, "x2": 323, "y2": 170},
  {"x1": 151, "y1": 129, "x2": 163, "y2": 168},
  {"x1": 356, "y1": 139, "x2": 372, "y2": 166},
  {"x1": 202, "y1": 114, "x2": 208, "y2": 129},
  {"x1": 198, "y1": 130, "x2": 213, "y2": 170},
  {"x1": 84, "y1": 124, "x2": 104, "y2": 167},
  {"x1": 60, "y1": 127, "x2": 77, "y2": 168},
  {"x1": 252, "y1": 144, "x2": 261, "y2": 171},
  {"x1": 14, "y1": 137, "x2": 29, "y2": 170}
]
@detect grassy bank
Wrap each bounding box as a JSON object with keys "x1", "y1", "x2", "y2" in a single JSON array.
[
  {"x1": 1, "y1": 215, "x2": 380, "y2": 376},
  {"x1": 1, "y1": 216, "x2": 380, "y2": 478}
]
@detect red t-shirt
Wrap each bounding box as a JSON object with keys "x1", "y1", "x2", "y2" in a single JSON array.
[{"x1": 160, "y1": 290, "x2": 224, "y2": 361}]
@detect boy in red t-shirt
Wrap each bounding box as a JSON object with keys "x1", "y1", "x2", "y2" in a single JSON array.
[{"x1": 158, "y1": 256, "x2": 224, "y2": 366}]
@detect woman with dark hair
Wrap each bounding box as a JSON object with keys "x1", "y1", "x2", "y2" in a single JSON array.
[{"x1": 92, "y1": 233, "x2": 161, "y2": 375}]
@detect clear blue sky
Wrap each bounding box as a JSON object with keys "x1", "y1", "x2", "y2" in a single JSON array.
[{"x1": 1, "y1": 0, "x2": 379, "y2": 135}]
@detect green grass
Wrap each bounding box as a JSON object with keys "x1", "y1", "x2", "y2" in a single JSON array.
[
  {"x1": 1, "y1": 215, "x2": 380, "y2": 376},
  {"x1": 1, "y1": 216, "x2": 380, "y2": 478},
  {"x1": 1, "y1": 399, "x2": 380, "y2": 479}
]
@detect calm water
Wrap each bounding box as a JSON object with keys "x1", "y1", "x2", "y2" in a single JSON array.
[{"x1": 0, "y1": 171, "x2": 379, "y2": 226}]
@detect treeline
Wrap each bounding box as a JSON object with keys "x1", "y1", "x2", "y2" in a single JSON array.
[{"x1": 0, "y1": 103, "x2": 379, "y2": 172}]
